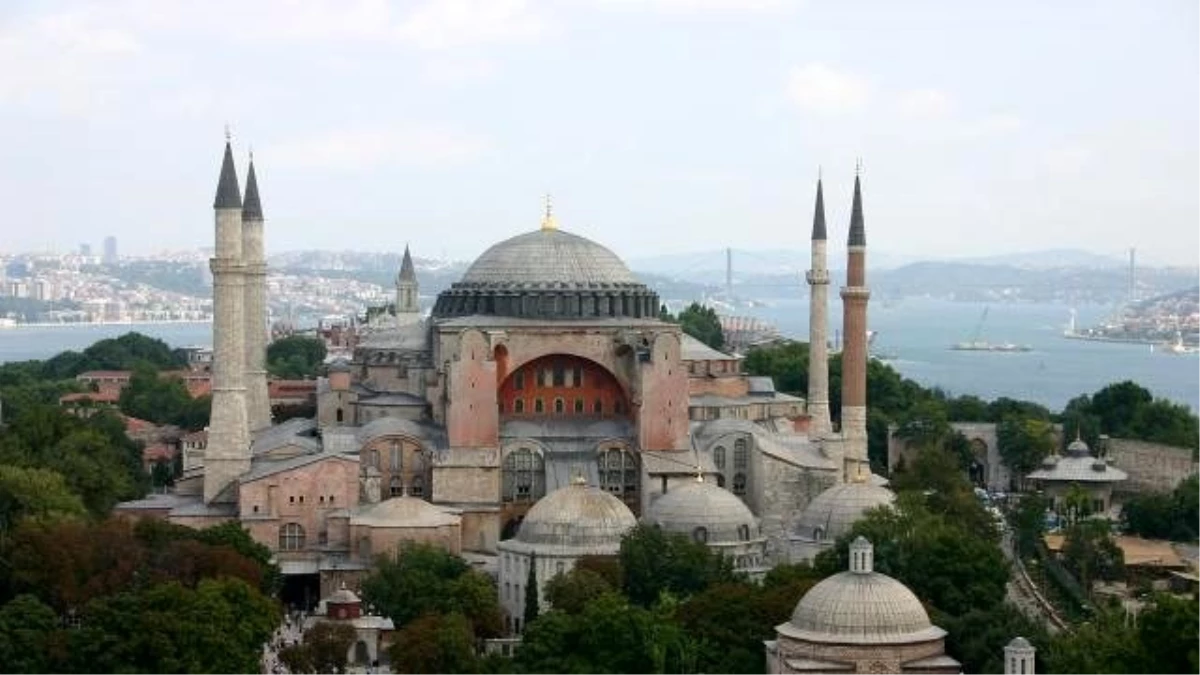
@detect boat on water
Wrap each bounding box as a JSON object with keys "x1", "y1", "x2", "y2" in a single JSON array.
[{"x1": 950, "y1": 308, "x2": 1032, "y2": 352}]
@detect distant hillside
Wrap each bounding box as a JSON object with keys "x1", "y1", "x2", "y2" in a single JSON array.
[{"x1": 947, "y1": 248, "x2": 1126, "y2": 269}]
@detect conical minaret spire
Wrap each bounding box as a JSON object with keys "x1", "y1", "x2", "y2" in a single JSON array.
[
  {"x1": 840, "y1": 166, "x2": 871, "y2": 480},
  {"x1": 394, "y1": 244, "x2": 420, "y2": 325},
  {"x1": 805, "y1": 175, "x2": 832, "y2": 437},
  {"x1": 205, "y1": 136, "x2": 251, "y2": 503},
  {"x1": 242, "y1": 153, "x2": 271, "y2": 432}
]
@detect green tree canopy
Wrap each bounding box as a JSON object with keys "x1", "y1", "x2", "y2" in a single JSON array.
[
  {"x1": 1121, "y1": 474, "x2": 1199, "y2": 541},
  {"x1": 544, "y1": 567, "x2": 613, "y2": 615},
  {"x1": 267, "y1": 335, "x2": 328, "y2": 379},
  {"x1": 618, "y1": 524, "x2": 735, "y2": 607},
  {"x1": 0, "y1": 464, "x2": 86, "y2": 534},
  {"x1": 389, "y1": 612, "x2": 479, "y2": 674},
  {"x1": 662, "y1": 303, "x2": 724, "y2": 350},
  {"x1": 996, "y1": 415, "x2": 1057, "y2": 479}
]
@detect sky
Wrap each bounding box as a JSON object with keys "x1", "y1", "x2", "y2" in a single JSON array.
[{"x1": 1, "y1": 0, "x2": 1197, "y2": 266}]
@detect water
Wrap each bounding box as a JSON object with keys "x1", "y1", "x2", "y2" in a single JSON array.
[{"x1": 1, "y1": 302, "x2": 1197, "y2": 413}]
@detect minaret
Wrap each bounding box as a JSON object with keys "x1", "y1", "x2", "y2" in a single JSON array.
[
  {"x1": 205, "y1": 136, "x2": 252, "y2": 503},
  {"x1": 839, "y1": 165, "x2": 871, "y2": 479},
  {"x1": 805, "y1": 174, "x2": 832, "y2": 437},
  {"x1": 395, "y1": 244, "x2": 420, "y2": 326},
  {"x1": 242, "y1": 153, "x2": 271, "y2": 432}
]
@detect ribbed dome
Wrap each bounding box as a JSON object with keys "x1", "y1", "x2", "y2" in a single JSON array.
[
  {"x1": 785, "y1": 571, "x2": 940, "y2": 644},
  {"x1": 462, "y1": 229, "x2": 638, "y2": 286},
  {"x1": 646, "y1": 478, "x2": 758, "y2": 543},
  {"x1": 796, "y1": 481, "x2": 895, "y2": 541},
  {"x1": 516, "y1": 482, "x2": 637, "y2": 549},
  {"x1": 350, "y1": 496, "x2": 460, "y2": 528}
]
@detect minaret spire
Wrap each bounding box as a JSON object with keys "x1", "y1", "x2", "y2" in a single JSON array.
[
  {"x1": 241, "y1": 151, "x2": 271, "y2": 432},
  {"x1": 840, "y1": 165, "x2": 871, "y2": 480},
  {"x1": 213, "y1": 139, "x2": 242, "y2": 210},
  {"x1": 394, "y1": 244, "x2": 420, "y2": 325},
  {"x1": 805, "y1": 174, "x2": 832, "y2": 437}
]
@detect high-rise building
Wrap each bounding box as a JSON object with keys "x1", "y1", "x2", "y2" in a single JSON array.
[
  {"x1": 80, "y1": 243, "x2": 92, "y2": 257},
  {"x1": 103, "y1": 236, "x2": 118, "y2": 265}
]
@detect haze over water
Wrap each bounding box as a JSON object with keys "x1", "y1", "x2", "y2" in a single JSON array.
[{"x1": 1, "y1": 298, "x2": 1196, "y2": 413}]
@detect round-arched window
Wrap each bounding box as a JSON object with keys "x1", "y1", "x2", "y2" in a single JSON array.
[
  {"x1": 737, "y1": 523, "x2": 751, "y2": 541},
  {"x1": 503, "y1": 448, "x2": 546, "y2": 502},
  {"x1": 693, "y1": 527, "x2": 709, "y2": 544},
  {"x1": 279, "y1": 523, "x2": 306, "y2": 551},
  {"x1": 713, "y1": 445, "x2": 726, "y2": 470},
  {"x1": 732, "y1": 472, "x2": 747, "y2": 497}
]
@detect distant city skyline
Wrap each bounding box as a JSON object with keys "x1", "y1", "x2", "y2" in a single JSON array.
[{"x1": 0, "y1": 0, "x2": 1196, "y2": 266}]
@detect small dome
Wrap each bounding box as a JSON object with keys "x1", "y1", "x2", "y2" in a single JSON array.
[
  {"x1": 350, "y1": 496, "x2": 461, "y2": 528},
  {"x1": 1066, "y1": 437, "x2": 1090, "y2": 457},
  {"x1": 325, "y1": 586, "x2": 360, "y2": 605},
  {"x1": 797, "y1": 481, "x2": 895, "y2": 541},
  {"x1": 785, "y1": 570, "x2": 941, "y2": 644},
  {"x1": 1006, "y1": 637, "x2": 1033, "y2": 650},
  {"x1": 646, "y1": 478, "x2": 759, "y2": 543},
  {"x1": 516, "y1": 482, "x2": 637, "y2": 549},
  {"x1": 462, "y1": 229, "x2": 638, "y2": 287}
]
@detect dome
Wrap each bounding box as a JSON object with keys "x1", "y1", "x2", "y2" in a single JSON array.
[
  {"x1": 325, "y1": 584, "x2": 361, "y2": 605},
  {"x1": 432, "y1": 228, "x2": 660, "y2": 320},
  {"x1": 796, "y1": 481, "x2": 895, "y2": 541},
  {"x1": 462, "y1": 229, "x2": 638, "y2": 286},
  {"x1": 1066, "y1": 437, "x2": 1090, "y2": 457},
  {"x1": 646, "y1": 478, "x2": 759, "y2": 543},
  {"x1": 350, "y1": 496, "x2": 461, "y2": 528},
  {"x1": 515, "y1": 480, "x2": 637, "y2": 549},
  {"x1": 783, "y1": 537, "x2": 943, "y2": 645}
]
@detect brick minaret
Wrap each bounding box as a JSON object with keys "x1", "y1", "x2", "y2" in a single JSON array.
[
  {"x1": 242, "y1": 154, "x2": 271, "y2": 432},
  {"x1": 395, "y1": 244, "x2": 420, "y2": 326},
  {"x1": 205, "y1": 138, "x2": 251, "y2": 503},
  {"x1": 839, "y1": 170, "x2": 871, "y2": 479},
  {"x1": 805, "y1": 175, "x2": 832, "y2": 437}
]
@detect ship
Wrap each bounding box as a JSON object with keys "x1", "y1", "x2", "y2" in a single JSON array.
[{"x1": 950, "y1": 307, "x2": 1032, "y2": 352}]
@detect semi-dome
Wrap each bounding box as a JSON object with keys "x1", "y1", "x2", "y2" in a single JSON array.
[
  {"x1": 433, "y1": 227, "x2": 660, "y2": 320},
  {"x1": 515, "y1": 479, "x2": 637, "y2": 550},
  {"x1": 350, "y1": 496, "x2": 461, "y2": 528},
  {"x1": 646, "y1": 478, "x2": 759, "y2": 543},
  {"x1": 796, "y1": 480, "x2": 895, "y2": 542},
  {"x1": 782, "y1": 537, "x2": 943, "y2": 645}
]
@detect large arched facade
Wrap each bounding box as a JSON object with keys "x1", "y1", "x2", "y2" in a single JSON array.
[{"x1": 498, "y1": 354, "x2": 631, "y2": 419}]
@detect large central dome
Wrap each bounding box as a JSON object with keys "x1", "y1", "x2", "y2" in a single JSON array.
[
  {"x1": 462, "y1": 229, "x2": 639, "y2": 286},
  {"x1": 433, "y1": 227, "x2": 660, "y2": 320}
]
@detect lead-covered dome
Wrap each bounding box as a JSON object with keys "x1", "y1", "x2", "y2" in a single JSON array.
[
  {"x1": 515, "y1": 480, "x2": 637, "y2": 551},
  {"x1": 796, "y1": 481, "x2": 895, "y2": 542},
  {"x1": 782, "y1": 537, "x2": 943, "y2": 645},
  {"x1": 646, "y1": 478, "x2": 760, "y2": 543},
  {"x1": 433, "y1": 228, "x2": 660, "y2": 320}
]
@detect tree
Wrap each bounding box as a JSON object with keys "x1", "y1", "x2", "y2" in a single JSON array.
[
  {"x1": 938, "y1": 603, "x2": 1049, "y2": 675},
  {"x1": 618, "y1": 524, "x2": 735, "y2": 607},
  {"x1": 524, "y1": 552, "x2": 540, "y2": 628},
  {"x1": 390, "y1": 612, "x2": 479, "y2": 674},
  {"x1": 743, "y1": 341, "x2": 808, "y2": 396},
  {"x1": 665, "y1": 303, "x2": 724, "y2": 351},
  {"x1": 359, "y1": 544, "x2": 501, "y2": 639},
  {"x1": 0, "y1": 594, "x2": 62, "y2": 674},
  {"x1": 676, "y1": 582, "x2": 781, "y2": 673},
  {"x1": 545, "y1": 567, "x2": 613, "y2": 614},
  {"x1": 267, "y1": 335, "x2": 327, "y2": 379},
  {"x1": 996, "y1": 415, "x2": 1056, "y2": 482},
  {"x1": 301, "y1": 621, "x2": 358, "y2": 674},
  {"x1": 1137, "y1": 593, "x2": 1200, "y2": 674},
  {"x1": 1045, "y1": 608, "x2": 1143, "y2": 674},
  {"x1": 1061, "y1": 520, "x2": 1124, "y2": 590},
  {"x1": 1011, "y1": 492, "x2": 1048, "y2": 556},
  {"x1": 0, "y1": 465, "x2": 86, "y2": 534}
]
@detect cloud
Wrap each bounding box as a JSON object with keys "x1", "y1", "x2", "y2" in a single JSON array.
[
  {"x1": 595, "y1": 0, "x2": 790, "y2": 12},
  {"x1": 896, "y1": 88, "x2": 955, "y2": 120},
  {"x1": 395, "y1": 0, "x2": 554, "y2": 50},
  {"x1": 420, "y1": 58, "x2": 499, "y2": 86},
  {"x1": 785, "y1": 63, "x2": 869, "y2": 115},
  {"x1": 960, "y1": 113, "x2": 1023, "y2": 138},
  {"x1": 269, "y1": 124, "x2": 488, "y2": 171}
]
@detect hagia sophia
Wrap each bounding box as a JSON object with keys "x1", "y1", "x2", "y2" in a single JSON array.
[{"x1": 116, "y1": 139, "x2": 987, "y2": 673}]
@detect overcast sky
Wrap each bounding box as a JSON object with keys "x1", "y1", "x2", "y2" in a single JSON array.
[{"x1": 1, "y1": 0, "x2": 1197, "y2": 266}]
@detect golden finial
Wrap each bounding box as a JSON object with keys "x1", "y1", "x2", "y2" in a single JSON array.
[
  {"x1": 855, "y1": 157, "x2": 862, "y2": 176},
  {"x1": 540, "y1": 193, "x2": 557, "y2": 231},
  {"x1": 224, "y1": 124, "x2": 232, "y2": 143},
  {"x1": 570, "y1": 470, "x2": 586, "y2": 486}
]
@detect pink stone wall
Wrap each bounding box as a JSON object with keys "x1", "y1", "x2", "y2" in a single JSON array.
[
  {"x1": 638, "y1": 333, "x2": 689, "y2": 451},
  {"x1": 446, "y1": 330, "x2": 499, "y2": 448},
  {"x1": 237, "y1": 455, "x2": 361, "y2": 553}
]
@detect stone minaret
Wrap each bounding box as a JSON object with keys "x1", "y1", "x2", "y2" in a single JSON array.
[
  {"x1": 805, "y1": 175, "x2": 832, "y2": 437},
  {"x1": 1004, "y1": 637, "x2": 1036, "y2": 674},
  {"x1": 839, "y1": 169, "x2": 871, "y2": 478},
  {"x1": 205, "y1": 139, "x2": 251, "y2": 503},
  {"x1": 395, "y1": 244, "x2": 420, "y2": 326},
  {"x1": 242, "y1": 154, "x2": 271, "y2": 432}
]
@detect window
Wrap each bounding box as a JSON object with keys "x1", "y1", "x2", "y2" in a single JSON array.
[
  {"x1": 733, "y1": 439, "x2": 748, "y2": 469},
  {"x1": 554, "y1": 398, "x2": 565, "y2": 414},
  {"x1": 737, "y1": 523, "x2": 751, "y2": 541},
  {"x1": 614, "y1": 399, "x2": 625, "y2": 414},
  {"x1": 713, "y1": 445, "x2": 726, "y2": 470},
  {"x1": 410, "y1": 475, "x2": 425, "y2": 498},
  {"x1": 716, "y1": 474, "x2": 726, "y2": 488},
  {"x1": 556, "y1": 561, "x2": 565, "y2": 575},
  {"x1": 390, "y1": 476, "x2": 403, "y2": 497},
  {"x1": 553, "y1": 363, "x2": 565, "y2": 387},
  {"x1": 514, "y1": 399, "x2": 525, "y2": 414},
  {"x1": 289, "y1": 495, "x2": 295, "y2": 504},
  {"x1": 732, "y1": 473, "x2": 747, "y2": 497},
  {"x1": 252, "y1": 505, "x2": 259, "y2": 513},
  {"x1": 539, "y1": 368, "x2": 550, "y2": 387},
  {"x1": 693, "y1": 527, "x2": 708, "y2": 544},
  {"x1": 534, "y1": 399, "x2": 544, "y2": 413},
  {"x1": 514, "y1": 372, "x2": 525, "y2": 390},
  {"x1": 813, "y1": 526, "x2": 825, "y2": 542},
  {"x1": 572, "y1": 367, "x2": 583, "y2": 387},
  {"x1": 319, "y1": 495, "x2": 325, "y2": 504},
  {"x1": 503, "y1": 448, "x2": 546, "y2": 502},
  {"x1": 279, "y1": 523, "x2": 305, "y2": 551},
  {"x1": 370, "y1": 449, "x2": 380, "y2": 469},
  {"x1": 336, "y1": 408, "x2": 344, "y2": 423},
  {"x1": 598, "y1": 447, "x2": 639, "y2": 503},
  {"x1": 390, "y1": 443, "x2": 401, "y2": 471},
  {"x1": 574, "y1": 398, "x2": 584, "y2": 413},
  {"x1": 593, "y1": 399, "x2": 603, "y2": 415}
]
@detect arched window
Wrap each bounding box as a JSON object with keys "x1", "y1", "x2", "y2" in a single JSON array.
[
  {"x1": 514, "y1": 399, "x2": 525, "y2": 414},
  {"x1": 733, "y1": 439, "x2": 748, "y2": 469},
  {"x1": 574, "y1": 398, "x2": 584, "y2": 413},
  {"x1": 370, "y1": 449, "x2": 380, "y2": 469},
  {"x1": 737, "y1": 523, "x2": 751, "y2": 541},
  {"x1": 359, "y1": 536, "x2": 371, "y2": 559},
  {"x1": 593, "y1": 399, "x2": 603, "y2": 415},
  {"x1": 813, "y1": 526, "x2": 825, "y2": 542},
  {"x1": 410, "y1": 475, "x2": 425, "y2": 498},
  {"x1": 514, "y1": 372, "x2": 525, "y2": 390},
  {"x1": 614, "y1": 399, "x2": 625, "y2": 414},
  {"x1": 732, "y1": 472, "x2": 747, "y2": 496},
  {"x1": 693, "y1": 527, "x2": 708, "y2": 544},
  {"x1": 279, "y1": 523, "x2": 305, "y2": 551},
  {"x1": 389, "y1": 475, "x2": 403, "y2": 497},
  {"x1": 336, "y1": 408, "x2": 344, "y2": 423},
  {"x1": 716, "y1": 474, "x2": 726, "y2": 488},
  {"x1": 503, "y1": 448, "x2": 546, "y2": 502},
  {"x1": 534, "y1": 399, "x2": 544, "y2": 413},
  {"x1": 572, "y1": 367, "x2": 583, "y2": 387},
  {"x1": 554, "y1": 398, "x2": 565, "y2": 414},
  {"x1": 390, "y1": 442, "x2": 401, "y2": 471},
  {"x1": 598, "y1": 447, "x2": 639, "y2": 505},
  {"x1": 713, "y1": 445, "x2": 726, "y2": 470}
]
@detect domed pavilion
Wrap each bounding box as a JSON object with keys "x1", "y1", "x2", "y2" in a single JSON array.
[
  {"x1": 765, "y1": 537, "x2": 960, "y2": 674},
  {"x1": 791, "y1": 472, "x2": 895, "y2": 562},
  {"x1": 644, "y1": 473, "x2": 769, "y2": 577}
]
